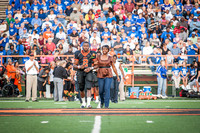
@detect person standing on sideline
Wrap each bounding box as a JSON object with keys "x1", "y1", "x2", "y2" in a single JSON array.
[
  {"x1": 95, "y1": 45, "x2": 120, "y2": 108},
  {"x1": 110, "y1": 55, "x2": 125, "y2": 103},
  {"x1": 156, "y1": 60, "x2": 168, "y2": 98},
  {"x1": 49, "y1": 61, "x2": 55, "y2": 98},
  {"x1": 73, "y1": 42, "x2": 97, "y2": 109},
  {"x1": 53, "y1": 60, "x2": 68, "y2": 102},
  {"x1": 37, "y1": 67, "x2": 50, "y2": 98},
  {"x1": 171, "y1": 63, "x2": 181, "y2": 97},
  {"x1": 25, "y1": 53, "x2": 39, "y2": 102}
]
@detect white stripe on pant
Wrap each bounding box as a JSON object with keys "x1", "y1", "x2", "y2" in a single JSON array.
[
  {"x1": 26, "y1": 75, "x2": 37, "y2": 101},
  {"x1": 53, "y1": 77, "x2": 63, "y2": 101}
]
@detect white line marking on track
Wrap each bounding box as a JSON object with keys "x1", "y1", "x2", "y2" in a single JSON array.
[{"x1": 91, "y1": 116, "x2": 101, "y2": 133}]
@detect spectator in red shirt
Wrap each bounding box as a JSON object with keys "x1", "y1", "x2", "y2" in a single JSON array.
[
  {"x1": 173, "y1": 23, "x2": 187, "y2": 34},
  {"x1": 46, "y1": 38, "x2": 56, "y2": 52},
  {"x1": 124, "y1": 0, "x2": 135, "y2": 13}
]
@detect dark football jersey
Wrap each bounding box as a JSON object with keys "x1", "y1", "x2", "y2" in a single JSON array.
[{"x1": 74, "y1": 50, "x2": 97, "y2": 68}]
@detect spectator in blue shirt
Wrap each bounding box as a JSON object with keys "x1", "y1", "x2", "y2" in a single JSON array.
[
  {"x1": 16, "y1": 40, "x2": 24, "y2": 64},
  {"x1": 101, "y1": 27, "x2": 111, "y2": 40},
  {"x1": 187, "y1": 39, "x2": 198, "y2": 64},
  {"x1": 41, "y1": 0, "x2": 50, "y2": 15},
  {"x1": 180, "y1": 61, "x2": 189, "y2": 90},
  {"x1": 0, "y1": 46, "x2": 6, "y2": 64},
  {"x1": 31, "y1": 0, "x2": 41, "y2": 16},
  {"x1": 191, "y1": 3, "x2": 200, "y2": 17},
  {"x1": 38, "y1": 9, "x2": 47, "y2": 21},
  {"x1": 172, "y1": 63, "x2": 181, "y2": 94},
  {"x1": 161, "y1": 27, "x2": 175, "y2": 42},
  {"x1": 6, "y1": 5, "x2": 14, "y2": 16},
  {"x1": 107, "y1": 12, "x2": 117, "y2": 24},
  {"x1": 9, "y1": 22, "x2": 18, "y2": 40},
  {"x1": 57, "y1": 0, "x2": 66, "y2": 11},
  {"x1": 156, "y1": 60, "x2": 167, "y2": 98},
  {"x1": 31, "y1": 13, "x2": 42, "y2": 27},
  {"x1": 136, "y1": 13, "x2": 146, "y2": 27},
  {"x1": 20, "y1": 0, "x2": 30, "y2": 12},
  {"x1": 57, "y1": 9, "x2": 67, "y2": 27}
]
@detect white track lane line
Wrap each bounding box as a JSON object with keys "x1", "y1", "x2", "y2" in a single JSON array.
[{"x1": 91, "y1": 116, "x2": 101, "y2": 133}]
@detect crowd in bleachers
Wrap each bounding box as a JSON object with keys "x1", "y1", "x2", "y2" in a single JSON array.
[
  {"x1": 0, "y1": 0, "x2": 199, "y2": 65},
  {"x1": 0, "y1": 0, "x2": 200, "y2": 99}
]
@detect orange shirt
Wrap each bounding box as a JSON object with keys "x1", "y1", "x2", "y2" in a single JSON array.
[
  {"x1": 43, "y1": 31, "x2": 52, "y2": 40},
  {"x1": 6, "y1": 65, "x2": 16, "y2": 79}
]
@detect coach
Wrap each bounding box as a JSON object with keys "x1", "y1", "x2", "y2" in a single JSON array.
[{"x1": 25, "y1": 53, "x2": 39, "y2": 102}]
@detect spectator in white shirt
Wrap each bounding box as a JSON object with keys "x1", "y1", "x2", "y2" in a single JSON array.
[
  {"x1": 48, "y1": 10, "x2": 57, "y2": 22},
  {"x1": 25, "y1": 53, "x2": 39, "y2": 102},
  {"x1": 56, "y1": 29, "x2": 66, "y2": 40},
  {"x1": 90, "y1": 32, "x2": 101, "y2": 45},
  {"x1": 92, "y1": 1, "x2": 101, "y2": 13},
  {"x1": 143, "y1": 41, "x2": 153, "y2": 55},
  {"x1": 81, "y1": 0, "x2": 92, "y2": 15}
]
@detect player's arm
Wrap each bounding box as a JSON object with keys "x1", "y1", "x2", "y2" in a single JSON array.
[{"x1": 73, "y1": 51, "x2": 84, "y2": 70}]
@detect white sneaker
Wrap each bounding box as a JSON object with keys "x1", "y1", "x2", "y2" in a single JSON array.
[
  {"x1": 95, "y1": 101, "x2": 99, "y2": 104},
  {"x1": 162, "y1": 95, "x2": 168, "y2": 99},
  {"x1": 80, "y1": 103, "x2": 86, "y2": 108},
  {"x1": 87, "y1": 105, "x2": 92, "y2": 109},
  {"x1": 96, "y1": 102, "x2": 101, "y2": 109}
]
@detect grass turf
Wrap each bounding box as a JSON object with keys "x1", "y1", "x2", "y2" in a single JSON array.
[
  {"x1": 0, "y1": 116, "x2": 199, "y2": 133},
  {"x1": 0, "y1": 99, "x2": 200, "y2": 109},
  {"x1": 0, "y1": 99, "x2": 200, "y2": 133}
]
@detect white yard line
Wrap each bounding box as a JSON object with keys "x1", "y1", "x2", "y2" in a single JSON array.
[{"x1": 91, "y1": 116, "x2": 101, "y2": 133}]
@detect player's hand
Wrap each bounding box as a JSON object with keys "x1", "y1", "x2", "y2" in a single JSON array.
[
  {"x1": 84, "y1": 68, "x2": 91, "y2": 73},
  {"x1": 80, "y1": 65, "x2": 85, "y2": 69}
]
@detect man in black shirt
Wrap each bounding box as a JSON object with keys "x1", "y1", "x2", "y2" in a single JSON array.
[{"x1": 74, "y1": 42, "x2": 97, "y2": 108}]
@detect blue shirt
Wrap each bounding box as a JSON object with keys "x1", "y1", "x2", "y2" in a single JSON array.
[
  {"x1": 9, "y1": 26, "x2": 17, "y2": 36},
  {"x1": 20, "y1": 3, "x2": 30, "y2": 11},
  {"x1": 136, "y1": 17, "x2": 146, "y2": 25},
  {"x1": 22, "y1": 57, "x2": 30, "y2": 64},
  {"x1": 40, "y1": 4, "x2": 50, "y2": 12},
  {"x1": 191, "y1": 7, "x2": 200, "y2": 16},
  {"x1": 161, "y1": 31, "x2": 175, "y2": 41},
  {"x1": 57, "y1": 3, "x2": 66, "y2": 11},
  {"x1": 16, "y1": 44, "x2": 24, "y2": 55},
  {"x1": 31, "y1": 18, "x2": 42, "y2": 26},
  {"x1": 172, "y1": 67, "x2": 180, "y2": 76},
  {"x1": 0, "y1": 50, "x2": 6, "y2": 64},
  {"x1": 107, "y1": 17, "x2": 117, "y2": 23},
  {"x1": 0, "y1": 37, "x2": 9, "y2": 48},
  {"x1": 175, "y1": 3, "x2": 183, "y2": 12},
  {"x1": 180, "y1": 67, "x2": 188, "y2": 77},
  {"x1": 102, "y1": 31, "x2": 111, "y2": 40},
  {"x1": 187, "y1": 44, "x2": 197, "y2": 55},
  {"x1": 156, "y1": 65, "x2": 167, "y2": 79},
  {"x1": 189, "y1": 67, "x2": 196, "y2": 77},
  {"x1": 31, "y1": 3, "x2": 41, "y2": 12},
  {"x1": 6, "y1": 9, "x2": 14, "y2": 16}
]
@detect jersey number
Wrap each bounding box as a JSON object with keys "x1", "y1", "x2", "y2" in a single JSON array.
[{"x1": 83, "y1": 59, "x2": 88, "y2": 67}]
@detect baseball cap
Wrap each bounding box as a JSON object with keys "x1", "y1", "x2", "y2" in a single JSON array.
[
  {"x1": 173, "y1": 42, "x2": 177, "y2": 45},
  {"x1": 194, "y1": 16, "x2": 198, "y2": 19},
  {"x1": 23, "y1": 28, "x2": 26, "y2": 30},
  {"x1": 73, "y1": 7, "x2": 77, "y2": 11},
  {"x1": 70, "y1": 24, "x2": 73, "y2": 27},
  {"x1": 97, "y1": 9, "x2": 101, "y2": 12},
  {"x1": 35, "y1": 13, "x2": 38, "y2": 16},
  {"x1": 192, "y1": 32, "x2": 195, "y2": 35},
  {"x1": 15, "y1": 17, "x2": 18, "y2": 20},
  {"x1": 187, "y1": 38, "x2": 191, "y2": 41},
  {"x1": 104, "y1": 26, "x2": 108, "y2": 29}
]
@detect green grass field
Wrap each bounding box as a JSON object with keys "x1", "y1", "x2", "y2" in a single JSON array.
[{"x1": 0, "y1": 99, "x2": 200, "y2": 133}]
